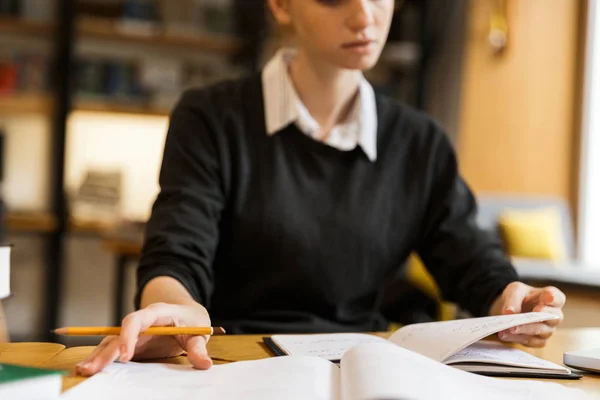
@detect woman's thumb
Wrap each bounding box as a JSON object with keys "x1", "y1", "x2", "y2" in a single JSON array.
[{"x1": 186, "y1": 336, "x2": 212, "y2": 370}]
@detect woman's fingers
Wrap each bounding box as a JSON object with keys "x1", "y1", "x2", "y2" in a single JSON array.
[
  {"x1": 185, "y1": 335, "x2": 213, "y2": 370},
  {"x1": 532, "y1": 305, "x2": 564, "y2": 326},
  {"x1": 501, "y1": 335, "x2": 549, "y2": 348},
  {"x1": 119, "y1": 303, "x2": 176, "y2": 362},
  {"x1": 508, "y1": 322, "x2": 555, "y2": 337},
  {"x1": 76, "y1": 336, "x2": 122, "y2": 377},
  {"x1": 498, "y1": 321, "x2": 555, "y2": 348}
]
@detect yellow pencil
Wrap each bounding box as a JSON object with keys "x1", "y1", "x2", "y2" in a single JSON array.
[{"x1": 52, "y1": 326, "x2": 226, "y2": 336}]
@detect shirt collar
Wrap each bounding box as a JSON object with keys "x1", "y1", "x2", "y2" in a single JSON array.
[{"x1": 262, "y1": 48, "x2": 378, "y2": 162}]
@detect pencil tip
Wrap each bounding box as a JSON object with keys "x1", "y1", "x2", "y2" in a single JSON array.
[{"x1": 214, "y1": 327, "x2": 226, "y2": 335}]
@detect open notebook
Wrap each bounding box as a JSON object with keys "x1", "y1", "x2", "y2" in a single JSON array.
[
  {"x1": 60, "y1": 342, "x2": 589, "y2": 400},
  {"x1": 265, "y1": 312, "x2": 579, "y2": 379}
]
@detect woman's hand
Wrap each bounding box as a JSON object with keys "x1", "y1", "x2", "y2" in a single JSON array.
[
  {"x1": 489, "y1": 281, "x2": 566, "y2": 348},
  {"x1": 75, "y1": 302, "x2": 212, "y2": 376}
]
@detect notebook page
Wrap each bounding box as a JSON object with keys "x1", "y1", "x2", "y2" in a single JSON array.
[
  {"x1": 271, "y1": 333, "x2": 388, "y2": 360},
  {"x1": 444, "y1": 341, "x2": 570, "y2": 373},
  {"x1": 388, "y1": 311, "x2": 558, "y2": 362},
  {"x1": 60, "y1": 357, "x2": 341, "y2": 400},
  {"x1": 339, "y1": 342, "x2": 590, "y2": 400}
]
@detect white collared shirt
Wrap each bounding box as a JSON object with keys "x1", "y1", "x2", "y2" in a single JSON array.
[{"x1": 261, "y1": 48, "x2": 378, "y2": 161}]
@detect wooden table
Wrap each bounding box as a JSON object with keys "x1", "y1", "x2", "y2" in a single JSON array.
[{"x1": 1, "y1": 329, "x2": 600, "y2": 396}]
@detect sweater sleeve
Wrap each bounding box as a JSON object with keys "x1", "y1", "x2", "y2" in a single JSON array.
[
  {"x1": 135, "y1": 90, "x2": 228, "y2": 309},
  {"x1": 415, "y1": 124, "x2": 519, "y2": 317}
]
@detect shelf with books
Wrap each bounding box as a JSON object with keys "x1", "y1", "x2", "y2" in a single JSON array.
[
  {"x1": 68, "y1": 217, "x2": 117, "y2": 236},
  {"x1": 77, "y1": 17, "x2": 242, "y2": 55},
  {"x1": 74, "y1": 98, "x2": 171, "y2": 117},
  {"x1": 0, "y1": 93, "x2": 53, "y2": 115},
  {"x1": 6, "y1": 211, "x2": 58, "y2": 233},
  {"x1": 0, "y1": 16, "x2": 54, "y2": 37}
]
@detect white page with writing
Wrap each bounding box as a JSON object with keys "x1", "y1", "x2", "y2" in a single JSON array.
[
  {"x1": 445, "y1": 341, "x2": 570, "y2": 372},
  {"x1": 388, "y1": 312, "x2": 558, "y2": 362},
  {"x1": 60, "y1": 357, "x2": 341, "y2": 400},
  {"x1": 340, "y1": 342, "x2": 590, "y2": 400},
  {"x1": 271, "y1": 333, "x2": 388, "y2": 360}
]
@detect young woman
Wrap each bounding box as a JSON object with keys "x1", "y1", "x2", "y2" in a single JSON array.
[{"x1": 76, "y1": 0, "x2": 565, "y2": 376}]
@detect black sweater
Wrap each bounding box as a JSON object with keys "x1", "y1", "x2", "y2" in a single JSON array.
[{"x1": 136, "y1": 73, "x2": 519, "y2": 334}]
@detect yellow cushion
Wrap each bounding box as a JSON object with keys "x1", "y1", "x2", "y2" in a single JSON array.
[{"x1": 498, "y1": 207, "x2": 566, "y2": 261}]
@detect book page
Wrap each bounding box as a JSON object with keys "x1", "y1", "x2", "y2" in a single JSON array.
[
  {"x1": 60, "y1": 356, "x2": 341, "y2": 400},
  {"x1": 445, "y1": 341, "x2": 570, "y2": 373},
  {"x1": 271, "y1": 333, "x2": 388, "y2": 361},
  {"x1": 339, "y1": 342, "x2": 589, "y2": 400},
  {"x1": 388, "y1": 312, "x2": 558, "y2": 362}
]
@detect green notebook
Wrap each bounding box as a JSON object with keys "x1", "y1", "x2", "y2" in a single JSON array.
[{"x1": 0, "y1": 363, "x2": 64, "y2": 400}]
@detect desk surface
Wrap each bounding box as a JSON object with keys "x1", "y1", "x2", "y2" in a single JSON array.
[{"x1": 1, "y1": 329, "x2": 600, "y2": 395}]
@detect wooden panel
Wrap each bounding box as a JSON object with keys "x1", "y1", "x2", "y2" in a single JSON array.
[{"x1": 457, "y1": 0, "x2": 581, "y2": 206}]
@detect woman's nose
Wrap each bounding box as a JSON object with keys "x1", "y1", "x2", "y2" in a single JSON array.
[{"x1": 346, "y1": 0, "x2": 375, "y2": 32}]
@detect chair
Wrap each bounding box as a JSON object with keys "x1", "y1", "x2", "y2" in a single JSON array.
[
  {"x1": 474, "y1": 193, "x2": 575, "y2": 260},
  {"x1": 381, "y1": 194, "x2": 574, "y2": 328},
  {"x1": 0, "y1": 301, "x2": 9, "y2": 343},
  {"x1": 381, "y1": 254, "x2": 457, "y2": 330}
]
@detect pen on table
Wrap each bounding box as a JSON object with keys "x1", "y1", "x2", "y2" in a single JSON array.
[{"x1": 52, "y1": 326, "x2": 226, "y2": 336}]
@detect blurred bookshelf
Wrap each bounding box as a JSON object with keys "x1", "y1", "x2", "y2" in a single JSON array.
[
  {"x1": 0, "y1": 16, "x2": 54, "y2": 37},
  {"x1": 6, "y1": 211, "x2": 58, "y2": 233},
  {"x1": 6, "y1": 211, "x2": 121, "y2": 236},
  {"x1": 0, "y1": 16, "x2": 243, "y2": 54},
  {"x1": 0, "y1": 93, "x2": 53, "y2": 115},
  {"x1": 77, "y1": 17, "x2": 242, "y2": 55},
  {"x1": 0, "y1": 94, "x2": 168, "y2": 117},
  {"x1": 74, "y1": 98, "x2": 170, "y2": 117}
]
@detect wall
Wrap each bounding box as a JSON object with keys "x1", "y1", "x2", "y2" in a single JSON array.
[
  {"x1": 579, "y1": 0, "x2": 600, "y2": 264},
  {"x1": 457, "y1": 0, "x2": 582, "y2": 208}
]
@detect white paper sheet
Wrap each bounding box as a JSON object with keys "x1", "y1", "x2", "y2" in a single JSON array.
[
  {"x1": 388, "y1": 312, "x2": 558, "y2": 362},
  {"x1": 445, "y1": 341, "x2": 570, "y2": 373},
  {"x1": 271, "y1": 333, "x2": 388, "y2": 360},
  {"x1": 60, "y1": 357, "x2": 341, "y2": 400},
  {"x1": 340, "y1": 342, "x2": 589, "y2": 400}
]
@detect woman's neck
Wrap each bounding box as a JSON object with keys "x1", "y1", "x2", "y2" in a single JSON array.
[{"x1": 289, "y1": 48, "x2": 362, "y2": 137}]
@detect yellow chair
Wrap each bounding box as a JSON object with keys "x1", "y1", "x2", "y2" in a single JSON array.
[
  {"x1": 0, "y1": 301, "x2": 8, "y2": 343},
  {"x1": 387, "y1": 254, "x2": 456, "y2": 332}
]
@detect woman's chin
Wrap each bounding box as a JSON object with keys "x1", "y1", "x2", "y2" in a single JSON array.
[{"x1": 332, "y1": 54, "x2": 381, "y2": 71}]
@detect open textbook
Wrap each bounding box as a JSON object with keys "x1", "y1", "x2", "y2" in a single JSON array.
[
  {"x1": 60, "y1": 342, "x2": 589, "y2": 400},
  {"x1": 266, "y1": 312, "x2": 577, "y2": 378}
]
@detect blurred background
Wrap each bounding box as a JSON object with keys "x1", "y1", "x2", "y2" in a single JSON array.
[{"x1": 0, "y1": 0, "x2": 599, "y2": 345}]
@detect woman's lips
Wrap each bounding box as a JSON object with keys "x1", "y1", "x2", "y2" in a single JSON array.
[{"x1": 341, "y1": 40, "x2": 377, "y2": 54}]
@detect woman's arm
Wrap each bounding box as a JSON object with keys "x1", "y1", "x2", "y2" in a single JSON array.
[
  {"x1": 140, "y1": 276, "x2": 200, "y2": 308},
  {"x1": 415, "y1": 123, "x2": 564, "y2": 347},
  {"x1": 415, "y1": 124, "x2": 519, "y2": 318},
  {"x1": 77, "y1": 89, "x2": 228, "y2": 376},
  {"x1": 136, "y1": 88, "x2": 229, "y2": 310}
]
